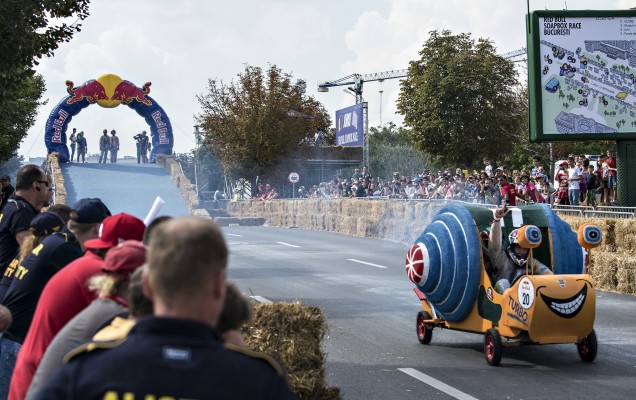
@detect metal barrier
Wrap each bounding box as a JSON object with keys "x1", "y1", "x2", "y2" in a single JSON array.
[
  {"x1": 596, "y1": 205, "x2": 636, "y2": 214},
  {"x1": 553, "y1": 209, "x2": 583, "y2": 217},
  {"x1": 552, "y1": 204, "x2": 594, "y2": 211},
  {"x1": 582, "y1": 210, "x2": 635, "y2": 219}
]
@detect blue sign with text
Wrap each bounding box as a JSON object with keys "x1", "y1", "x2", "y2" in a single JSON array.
[{"x1": 335, "y1": 103, "x2": 363, "y2": 147}]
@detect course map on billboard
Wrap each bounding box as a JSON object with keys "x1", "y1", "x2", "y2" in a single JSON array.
[{"x1": 539, "y1": 16, "x2": 636, "y2": 135}]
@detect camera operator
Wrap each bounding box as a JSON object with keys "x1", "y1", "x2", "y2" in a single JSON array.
[{"x1": 134, "y1": 131, "x2": 150, "y2": 164}]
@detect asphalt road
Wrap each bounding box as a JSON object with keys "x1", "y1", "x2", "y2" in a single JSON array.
[
  {"x1": 224, "y1": 225, "x2": 636, "y2": 400},
  {"x1": 60, "y1": 156, "x2": 190, "y2": 219}
]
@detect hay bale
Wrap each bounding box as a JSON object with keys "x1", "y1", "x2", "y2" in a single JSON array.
[
  {"x1": 589, "y1": 252, "x2": 618, "y2": 291},
  {"x1": 243, "y1": 302, "x2": 340, "y2": 400},
  {"x1": 614, "y1": 219, "x2": 636, "y2": 252},
  {"x1": 615, "y1": 252, "x2": 636, "y2": 295}
]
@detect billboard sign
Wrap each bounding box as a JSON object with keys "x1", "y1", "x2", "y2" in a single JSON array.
[
  {"x1": 335, "y1": 103, "x2": 363, "y2": 146},
  {"x1": 528, "y1": 10, "x2": 636, "y2": 141}
]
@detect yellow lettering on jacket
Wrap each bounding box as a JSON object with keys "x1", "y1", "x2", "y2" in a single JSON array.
[
  {"x1": 15, "y1": 265, "x2": 28, "y2": 280},
  {"x1": 31, "y1": 243, "x2": 44, "y2": 256},
  {"x1": 102, "y1": 391, "x2": 196, "y2": 400}
]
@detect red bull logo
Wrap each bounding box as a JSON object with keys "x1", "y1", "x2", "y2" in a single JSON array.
[
  {"x1": 65, "y1": 77, "x2": 153, "y2": 107},
  {"x1": 111, "y1": 81, "x2": 153, "y2": 106},
  {"x1": 51, "y1": 109, "x2": 69, "y2": 143},
  {"x1": 65, "y1": 80, "x2": 109, "y2": 105},
  {"x1": 151, "y1": 111, "x2": 170, "y2": 144}
]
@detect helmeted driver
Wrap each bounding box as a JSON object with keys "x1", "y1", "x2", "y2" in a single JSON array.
[{"x1": 489, "y1": 206, "x2": 552, "y2": 294}]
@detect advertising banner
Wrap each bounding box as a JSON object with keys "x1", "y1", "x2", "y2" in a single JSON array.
[
  {"x1": 528, "y1": 10, "x2": 636, "y2": 141},
  {"x1": 335, "y1": 103, "x2": 363, "y2": 147}
]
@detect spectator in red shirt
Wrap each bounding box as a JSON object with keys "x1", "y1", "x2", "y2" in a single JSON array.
[{"x1": 499, "y1": 176, "x2": 518, "y2": 206}]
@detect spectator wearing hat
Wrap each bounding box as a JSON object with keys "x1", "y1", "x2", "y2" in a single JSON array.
[
  {"x1": 0, "y1": 212, "x2": 78, "y2": 394},
  {"x1": 0, "y1": 165, "x2": 52, "y2": 278},
  {"x1": 0, "y1": 212, "x2": 67, "y2": 300},
  {"x1": 26, "y1": 241, "x2": 147, "y2": 399},
  {"x1": 90, "y1": 266, "x2": 153, "y2": 343},
  {"x1": 1, "y1": 199, "x2": 109, "y2": 394},
  {"x1": 8, "y1": 213, "x2": 144, "y2": 400},
  {"x1": 0, "y1": 175, "x2": 15, "y2": 211},
  {"x1": 37, "y1": 217, "x2": 295, "y2": 400}
]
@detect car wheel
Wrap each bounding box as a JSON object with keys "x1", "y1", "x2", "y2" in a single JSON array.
[
  {"x1": 416, "y1": 311, "x2": 433, "y2": 345},
  {"x1": 484, "y1": 328, "x2": 502, "y2": 366},
  {"x1": 577, "y1": 329, "x2": 597, "y2": 362}
]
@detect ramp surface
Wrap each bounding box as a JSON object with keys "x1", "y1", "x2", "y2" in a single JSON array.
[{"x1": 61, "y1": 156, "x2": 190, "y2": 220}]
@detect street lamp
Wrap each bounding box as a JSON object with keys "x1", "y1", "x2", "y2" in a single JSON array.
[{"x1": 193, "y1": 125, "x2": 200, "y2": 198}]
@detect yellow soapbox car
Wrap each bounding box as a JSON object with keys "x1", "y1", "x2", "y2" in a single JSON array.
[{"x1": 405, "y1": 204, "x2": 601, "y2": 366}]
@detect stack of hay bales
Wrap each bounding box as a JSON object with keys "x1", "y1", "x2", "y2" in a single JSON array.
[
  {"x1": 563, "y1": 215, "x2": 636, "y2": 295},
  {"x1": 46, "y1": 153, "x2": 67, "y2": 206},
  {"x1": 155, "y1": 154, "x2": 210, "y2": 218},
  {"x1": 243, "y1": 302, "x2": 340, "y2": 400}
]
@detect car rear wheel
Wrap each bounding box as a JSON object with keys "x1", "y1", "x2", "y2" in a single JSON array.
[
  {"x1": 416, "y1": 311, "x2": 433, "y2": 344},
  {"x1": 484, "y1": 328, "x2": 502, "y2": 366},
  {"x1": 577, "y1": 329, "x2": 597, "y2": 362}
]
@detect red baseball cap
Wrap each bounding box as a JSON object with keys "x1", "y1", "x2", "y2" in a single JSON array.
[
  {"x1": 101, "y1": 240, "x2": 147, "y2": 276},
  {"x1": 84, "y1": 213, "x2": 146, "y2": 250}
]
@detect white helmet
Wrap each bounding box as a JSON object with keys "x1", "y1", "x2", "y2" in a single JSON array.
[{"x1": 508, "y1": 229, "x2": 520, "y2": 246}]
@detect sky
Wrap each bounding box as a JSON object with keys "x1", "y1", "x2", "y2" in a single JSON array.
[{"x1": 19, "y1": 0, "x2": 633, "y2": 160}]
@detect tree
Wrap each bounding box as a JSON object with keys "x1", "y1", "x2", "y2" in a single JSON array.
[
  {"x1": 396, "y1": 30, "x2": 526, "y2": 168},
  {"x1": 0, "y1": 75, "x2": 46, "y2": 162},
  {"x1": 366, "y1": 123, "x2": 429, "y2": 178},
  {"x1": 0, "y1": 0, "x2": 91, "y2": 161},
  {"x1": 197, "y1": 65, "x2": 331, "y2": 179}
]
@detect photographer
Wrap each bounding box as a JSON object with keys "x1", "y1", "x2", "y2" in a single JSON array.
[
  {"x1": 134, "y1": 131, "x2": 150, "y2": 164},
  {"x1": 480, "y1": 177, "x2": 501, "y2": 205}
]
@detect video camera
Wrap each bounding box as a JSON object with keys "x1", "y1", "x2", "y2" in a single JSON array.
[{"x1": 133, "y1": 133, "x2": 143, "y2": 142}]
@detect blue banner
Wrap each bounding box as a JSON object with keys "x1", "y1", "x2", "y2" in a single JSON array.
[{"x1": 335, "y1": 103, "x2": 363, "y2": 147}]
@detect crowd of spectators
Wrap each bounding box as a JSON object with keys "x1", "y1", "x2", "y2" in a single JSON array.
[{"x1": 277, "y1": 152, "x2": 619, "y2": 207}]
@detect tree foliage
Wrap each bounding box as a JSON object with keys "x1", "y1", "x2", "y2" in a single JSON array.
[
  {"x1": 367, "y1": 123, "x2": 429, "y2": 178},
  {"x1": 0, "y1": 0, "x2": 91, "y2": 162},
  {"x1": 197, "y1": 65, "x2": 331, "y2": 179},
  {"x1": 397, "y1": 30, "x2": 526, "y2": 168},
  {"x1": 0, "y1": 75, "x2": 46, "y2": 162}
]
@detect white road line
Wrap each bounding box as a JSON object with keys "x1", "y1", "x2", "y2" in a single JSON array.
[
  {"x1": 251, "y1": 296, "x2": 273, "y2": 304},
  {"x1": 226, "y1": 233, "x2": 243, "y2": 237},
  {"x1": 398, "y1": 368, "x2": 479, "y2": 400},
  {"x1": 277, "y1": 241, "x2": 300, "y2": 248},
  {"x1": 347, "y1": 259, "x2": 388, "y2": 269}
]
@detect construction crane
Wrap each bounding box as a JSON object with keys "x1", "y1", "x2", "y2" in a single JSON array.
[
  {"x1": 317, "y1": 69, "x2": 407, "y2": 104},
  {"x1": 316, "y1": 47, "x2": 527, "y2": 103}
]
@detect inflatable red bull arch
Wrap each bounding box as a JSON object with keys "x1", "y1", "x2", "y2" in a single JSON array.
[{"x1": 44, "y1": 73, "x2": 173, "y2": 163}]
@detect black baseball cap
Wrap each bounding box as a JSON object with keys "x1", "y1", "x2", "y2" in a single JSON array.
[{"x1": 70, "y1": 198, "x2": 112, "y2": 224}]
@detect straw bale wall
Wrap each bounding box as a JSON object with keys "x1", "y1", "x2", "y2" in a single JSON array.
[
  {"x1": 229, "y1": 200, "x2": 636, "y2": 296},
  {"x1": 155, "y1": 154, "x2": 210, "y2": 218},
  {"x1": 45, "y1": 153, "x2": 67, "y2": 206},
  {"x1": 562, "y1": 215, "x2": 636, "y2": 295}
]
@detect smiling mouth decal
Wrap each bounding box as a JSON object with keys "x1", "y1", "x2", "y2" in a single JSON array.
[{"x1": 540, "y1": 284, "x2": 587, "y2": 319}]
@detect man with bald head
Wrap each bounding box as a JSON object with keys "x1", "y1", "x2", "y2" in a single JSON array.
[{"x1": 38, "y1": 217, "x2": 296, "y2": 399}]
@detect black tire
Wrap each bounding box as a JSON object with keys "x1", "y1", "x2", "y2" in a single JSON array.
[
  {"x1": 577, "y1": 329, "x2": 597, "y2": 362},
  {"x1": 416, "y1": 311, "x2": 433, "y2": 345},
  {"x1": 484, "y1": 328, "x2": 502, "y2": 366}
]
